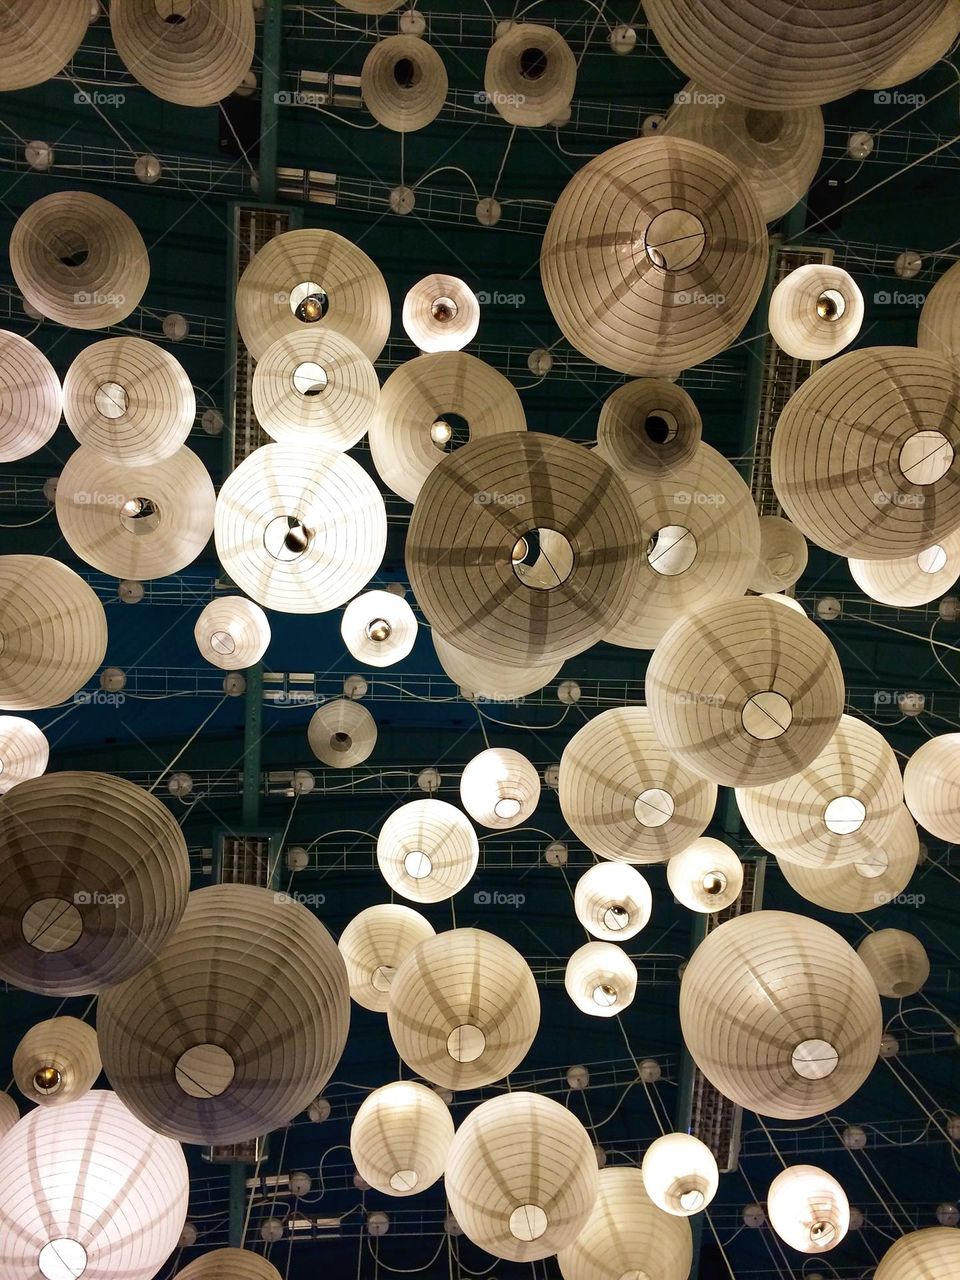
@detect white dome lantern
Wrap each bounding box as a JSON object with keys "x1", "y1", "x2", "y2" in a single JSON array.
[
  {"x1": 350, "y1": 1081, "x2": 454, "y2": 1195},
  {"x1": 460, "y1": 747, "x2": 540, "y2": 829},
  {"x1": 338, "y1": 904, "x2": 435, "y2": 1011},
  {"x1": 195, "y1": 596, "x2": 270, "y2": 670},
  {"x1": 13, "y1": 1017, "x2": 101, "y2": 1108},
  {"x1": 376, "y1": 799, "x2": 478, "y2": 902},
  {"x1": 574, "y1": 863, "x2": 652, "y2": 941},
  {"x1": 857, "y1": 928, "x2": 930, "y2": 996},
  {"x1": 641, "y1": 1132, "x2": 719, "y2": 1216},
  {"x1": 667, "y1": 838, "x2": 744, "y2": 913},
  {"x1": 564, "y1": 942, "x2": 638, "y2": 1018},
  {"x1": 767, "y1": 1164, "x2": 849, "y2": 1253},
  {"x1": 341, "y1": 590, "x2": 417, "y2": 667}
]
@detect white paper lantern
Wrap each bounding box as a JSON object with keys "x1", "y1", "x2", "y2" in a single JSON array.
[
  {"x1": 174, "y1": 1251, "x2": 281, "y2": 1280},
  {"x1": 0, "y1": 717, "x2": 49, "y2": 794},
  {"x1": 574, "y1": 863, "x2": 652, "y2": 941},
  {"x1": 0, "y1": 331, "x2": 62, "y2": 463},
  {"x1": 750, "y1": 515, "x2": 809, "y2": 593},
  {"x1": 377, "y1": 799, "x2": 479, "y2": 902},
  {"x1": 0, "y1": 0, "x2": 88, "y2": 90},
  {"x1": 338, "y1": 904, "x2": 436, "y2": 1011},
  {"x1": 13, "y1": 1017, "x2": 101, "y2": 1108},
  {"x1": 0, "y1": 1094, "x2": 17, "y2": 1138},
  {"x1": 849, "y1": 528, "x2": 960, "y2": 606},
  {"x1": 402, "y1": 275, "x2": 479, "y2": 351},
  {"x1": 564, "y1": 942, "x2": 637, "y2": 1017},
  {"x1": 341, "y1": 590, "x2": 417, "y2": 667},
  {"x1": 857, "y1": 928, "x2": 930, "y2": 996},
  {"x1": 484, "y1": 24, "x2": 576, "y2": 127},
  {"x1": 594, "y1": 377, "x2": 702, "y2": 476},
  {"x1": 460, "y1": 748, "x2": 540, "y2": 829},
  {"x1": 361, "y1": 36, "x2": 448, "y2": 132},
  {"x1": 308, "y1": 698, "x2": 377, "y2": 767},
  {"x1": 919, "y1": 258, "x2": 960, "y2": 373},
  {"x1": 350, "y1": 1081, "x2": 454, "y2": 1195},
  {"x1": 195, "y1": 596, "x2": 270, "y2": 670},
  {"x1": 433, "y1": 632, "x2": 561, "y2": 701},
  {"x1": 666, "y1": 838, "x2": 744, "y2": 912},
  {"x1": 641, "y1": 1132, "x2": 719, "y2": 1216},
  {"x1": 904, "y1": 733, "x2": 960, "y2": 841},
  {"x1": 875, "y1": 1227, "x2": 960, "y2": 1279},
  {"x1": 767, "y1": 1164, "x2": 849, "y2": 1253},
  {"x1": 769, "y1": 265, "x2": 864, "y2": 361}
]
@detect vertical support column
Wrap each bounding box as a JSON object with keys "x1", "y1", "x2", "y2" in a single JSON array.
[
  {"x1": 674, "y1": 914, "x2": 708, "y2": 1280},
  {"x1": 228, "y1": 1162, "x2": 247, "y2": 1247},
  {"x1": 258, "y1": 0, "x2": 283, "y2": 204}
]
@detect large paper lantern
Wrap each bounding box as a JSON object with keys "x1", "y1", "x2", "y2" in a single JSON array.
[
  {"x1": 875, "y1": 1227, "x2": 960, "y2": 1278},
  {"x1": 194, "y1": 596, "x2": 270, "y2": 670},
  {"x1": 767, "y1": 1165, "x2": 849, "y2": 1253},
  {"x1": 919, "y1": 258, "x2": 960, "y2": 372},
  {"x1": 13, "y1": 1017, "x2": 101, "y2": 1108},
  {"x1": 376, "y1": 799, "x2": 478, "y2": 902},
  {"x1": 564, "y1": 942, "x2": 637, "y2": 1018},
  {"x1": 594, "y1": 378, "x2": 702, "y2": 476},
  {"x1": 362, "y1": 37, "x2": 448, "y2": 132},
  {"x1": 750, "y1": 515, "x2": 808, "y2": 593},
  {"x1": 174, "y1": 1251, "x2": 281, "y2": 1280},
  {"x1": 0, "y1": 1095, "x2": 17, "y2": 1138},
  {"x1": 574, "y1": 863, "x2": 652, "y2": 941},
  {"x1": 338, "y1": 904, "x2": 435, "y2": 1011},
  {"x1": 0, "y1": 0, "x2": 88, "y2": 91},
  {"x1": 0, "y1": 717, "x2": 49, "y2": 794},
  {"x1": 642, "y1": 1133, "x2": 718, "y2": 1216},
  {"x1": 0, "y1": 331, "x2": 62, "y2": 463},
  {"x1": 341, "y1": 590, "x2": 417, "y2": 667},
  {"x1": 666, "y1": 838, "x2": 743, "y2": 912},
  {"x1": 308, "y1": 698, "x2": 377, "y2": 767},
  {"x1": 401, "y1": 275, "x2": 479, "y2": 352},
  {"x1": 460, "y1": 748, "x2": 540, "y2": 829},
  {"x1": 0, "y1": 772, "x2": 189, "y2": 995},
  {"x1": 97, "y1": 884, "x2": 350, "y2": 1144},
  {"x1": 387, "y1": 928, "x2": 539, "y2": 1088},
  {"x1": 679, "y1": 911, "x2": 882, "y2": 1119},
  {"x1": 484, "y1": 24, "x2": 575, "y2": 127},
  {"x1": 768, "y1": 264, "x2": 864, "y2": 361},
  {"x1": 904, "y1": 733, "x2": 960, "y2": 840},
  {"x1": 433, "y1": 632, "x2": 561, "y2": 700},
  {"x1": 849, "y1": 528, "x2": 960, "y2": 606},
  {"x1": 865, "y1": 0, "x2": 960, "y2": 87},
  {"x1": 857, "y1": 928, "x2": 930, "y2": 996},
  {"x1": 446, "y1": 1093, "x2": 598, "y2": 1261},
  {"x1": 350, "y1": 1081, "x2": 454, "y2": 1195}
]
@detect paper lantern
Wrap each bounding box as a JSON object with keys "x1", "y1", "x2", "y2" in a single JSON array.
[
  {"x1": 564, "y1": 942, "x2": 637, "y2": 1017},
  {"x1": 875, "y1": 1227, "x2": 960, "y2": 1278},
  {"x1": 402, "y1": 275, "x2": 479, "y2": 352},
  {"x1": 857, "y1": 928, "x2": 930, "y2": 996},
  {"x1": 864, "y1": 0, "x2": 960, "y2": 88},
  {"x1": 919, "y1": 258, "x2": 960, "y2": 372},
  {"x1": 0, "y1": 1091, "x2": 187, "y2": 1280},
  {"x1": 557, "y1": 1166, "x2": 692, "y2": 1280},
  {"x1": 369, "y1": 351, "x2": 526, "y2": 503},
  {"x1": 484, "y1": 24, "x2": 576, "y2": 127},
  {"x1": 0, "y1": 0, "x2": 88, "y2": 90},
  {"x1": 433, "y1": 632, "x2": 561, "y2": 700},
  {"x1": 460, "y1": 748, "x2": 540, "y2": 829},
  {"x1": 0, "y1": 717, "x2": 49, "y2": 794},
  {"x1": 308, "y1": 698, "x2": 377, "y2": 767},
  {"x1": 642, "y1": 1133, "x2": 719, "y2": 1216},
  {"x1": 341, "y1": 590, "x2": 417, "y2": 667},
  {"x1": 0, "y1": 1095, "x2": 17, "y2": 1138},
  {"x1": 338, "y1": 904, "x2": 436, "y2": 1011},
  {"x1": 251, "y1": 329, "x2": 379, "y2": 451},
  {"x1": 194, "y1": 596, "x2": 270, "y2": 670},
  {"x1": 769, "y1": 265, "x2": 864, "y2": 361},
  {"x1": 767, "y1": 1165, "x2": 848, "y2": 1253},
  {"x1": 0, "y1": 331, "x2": 62, "y2": 462},
  {"x1": 377, "y1": 799, "x2": 479, "y2": 901},
  {"x1": 13, "y1": 1017, "x2": 101, "y2": 1107},
  {"x1": 772, "y1": 346, "x2": 960, "y2": 559},
  {"x1": 0, "y1": 557, "x2": 107, "y2": 710},
  {"x1": 904, "y1": 733, "x2": 960, "y2": 840},
  {"x1": 559, "y1": 706, "x2": 717, "y2": 863},
  {"x1": 574, "y1": 863, "x2": 652, "y2": 941},
  {"x1": 667, "y1": 838, "x2": 744, "y2": 912},
  {"x1": 10, "y1": 192, "x2": 148, "y2": 330},
  {"x1": 0, "y1": 771, "x2": 189, "y2": 995},
  {"x1": 594, "y1": 378, "x2": 702, "y2": 476},
  {"x1": 236, "y1": 227, "x2": 390, "y2": 361},
  {"x1": 679, "y1": 910, "x2": 882, "y2": 1119},
  {"x1": 646, "y1": 596, "x2": 844, "y2": 787},
  {"x1": 335, "y1": 0, "x2": 403, "y2": 12},
  {"x1": 361, "y1": 37, "x2": 448, "y2": 132},
  {"x1": 387, "y1": 928, "x2": 539, "y2": 1088},
  {"x1": 110, "y1": 0, "x2": 254, "y2": 106},
  {"x1": 849, "y1": 528, "x2": 960, "y2": 605},
  {"x1": 215, "y1": 441, "x2": 387, "y2": 613},
  {"x1": 174, "y1": 1250, "x2": 281, "y2": 1280},
  {"x1": 750, "y1": 515, "x2": 808, "y2": 593},
  {"x1": 97, "y1": 884, "x2": 350, "y2": 1144},
  {"x1": 762, "y1": 592, "x2": 806, "y2": 614},
  {"x1": 541, "y1": 137, "x2": 767, "y2": 376},
  {"x1": 350, "y1": 1081, "x2": 454, "y2": 1195},
  {"x1": 446, "y1": 1092, "x2": 597, "y2": 1261}
]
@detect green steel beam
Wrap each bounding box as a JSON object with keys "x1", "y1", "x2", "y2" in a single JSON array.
[
  {"x1": 242, "y1": 664, "x2": 264, "y2": 827},
  {"x1": 228, "y1": 1161, "x2": 247, "y2": 1247},
  {"x1": 258, "y1": 0, "x2": 283, "y2": 204},
  {"x1": 675, "y1": 913, "x2": 709, "y2": 1278}
]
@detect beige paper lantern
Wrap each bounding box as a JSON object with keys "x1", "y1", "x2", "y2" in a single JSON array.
[
  {"x1": 769, "y1": 264, "x2": 864, "y2": 361},
  {"x1": 110, "y1": 0, "x2": 254, "y2": 106},
  {"x1": 13, "y1": 1017, "x2": 101, "y2": 1108},
  {"x1": 857, "y1": 928, "x2": 930, "y2": 996},
  {"x1": 0, "y1": 717, "x2": 49, "y2": 794},
  {"x1": 433, "y1": 632, "x2": 561, "y2": 700},
  {"x1": 875, "y1": 1226, "x2": 960, "y2": 1278},
  {"x1": 750, "y1": 515, "x2": 808, "y2": 593},
  {"x1": 446, "y1": 1092, "x2": 598, "y2": 1261},
  {"x1": 0, "y1": 331, "x2": 62, "y2": 462},
  {"x1": 10, "y1": 192, "x2": 148, "y2": 330},
  {"x1": 308, "y1": 698, "x2": 377, "y2": 766},
  {"x1": 377, "y1": 798, "x2": 479, "y2": 901},
  {"x1": 0, "y1": 557, "x2": 107, "y2": 711},
  {"x1": 574, "y1": 862, "x2": 652, "y2": 941},
  {"x1": 919, "y1": 259, "x2": 960, "y2": 372},
  {"x1": 557, "y1": 1166, "x2": 692, "y2": 1280},
  {"x1": 369, "y1": 351, "x2": 526, "y2": 504},
  {"x1": 0, "y1": 0, "x2": 88, "y2": 90},
  {"x1": 667, "y1": 838, "x2": 744, "y2": 912},
  {"x1": 236, "y1": 228, "x2": 390, "y2": 361},
  {"x1": 335, "y1": 0, "x2": 403, "y2": 12},
  {"x1": 565, "y1": 942, "x2": 637, "y2": 1018},
  {"x1": 484, "y1": 23, "x2": 576, "y2": 127},
  {"x1": 679, "y1": 910, "x2": 882, "y2": 1119},
  {"x1": 767, "y1": 1165, "x2": 849, "y2": 1253},
  {"x1": 460, "y1": 748, "x2": 540, "y2": 829},
  {"x1": 864, "y1": 0, "x2": 960, "y2": 88},
  {"x1": 338, "y1": 904, "x2": 436, "y2": 1011},
  {"x1": 646, "y1": 596, "x2": 844, "y2": 787},
  {"x1": 595, "y1": 378, "x2": 702, "y2": 476},
  {"x1": 387, "y1": 927, "x2": 540, "y2": 1088},
  {"x1": 175, "y1": 1251, "x2": 281, "y2": 1280},
  {"x1": 98, "y1": 884, "x2": 350, "y2": 1144},
  {"x1": 0, "y1": 1091, "x2": 188, "y2": 1280},
  {"x1": 541, "y1": 137, "x2": 767, "y2": 376},
  {"x1": 251, "y1": 329, "x2": 379, "y2": 451},
  {"x1": 904, "y1": 733, "x2": 960, "y2": 840},
  {"x1": 559, "y1": 706, "x2": 718, "y2": 863},
  {"x1": 361, "y1": 37, "x2": 448, "y2": 132},
  {"x1": 194, "y1": 596, "x2": 270, "y2": 669},
  {"x1": 762, "y1": 591, "x2": 807, "y2": 614},
  {"x1": 849, "y1": 528, "x2": 960, "y2": 606},
  {"x1": 0, "y1": 1094, "x2": 17, "y2": 1138},
  {"x1": 350, "y1": 1081, "x2": 454, "y2": 1195},
  {"x1": 341, "y1": 590, "x2": 417, "y2": 667},
  {"x1": 402, "y1": 275, "x2": 479, "y2": 352},
  {"x1": 215, "y1": 441, "x2": 387, "y2": 613},
  {"x1": 642, "y1": 1132, "x2": 719, "y2": 1216}
]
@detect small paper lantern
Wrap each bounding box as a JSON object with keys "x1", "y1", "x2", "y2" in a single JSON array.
[
  {"x1": 857, "y1": 928, "x2": 930, "y2": 996},
  {"x1": 194, "y1": 596, "x2": 270, "y2": 670},
  {"x1": 767, "y1": 1165, "x2": 849, "y2": 1253},
  {"x1": 362, "y1": 36, "x2": 448, "y2": 132},
  {"x1": 564, "y1": 942, "x2": 638, "y2": 1018},
  {"x1": 350, "y1": 1081, "x2": 454, "y2": 1195},
  {"x1": 174, "y1": 1251, "x2": 281, "y2": 1280},
  {"x1": 594, "y1": 377, "x2": 702, "y2": 475},
  {"x1": 875, "y1": 1227, "x2": 960, "y2": 1279},
  {"x1": 0, "y1": 716, "x2": 49, "y2": 794},
  {"x1": 433, "y1": 632, "x2": 561, "y2": 700},
  {"x1": 376, "y1": 799, "x2": 478, "y2": 902},
  {"x1": 484, "y1": 24, "x2": 576, "y2": 128},
  {"x1": 667, "y1": 838, "x2": 743, "y2": 912},
  {"x1": 402, "y1": 274, "x2": 479, "y2": 351},
  {"x1": 904, "y1": 733, "x2": 960, "y2": 841},
  {"x1": 13, "y1": 1017, "x2": 101, "y2": 1108},
  {"x1": 768, "y1": 265, "x2": 864, "y2": 361},
  {"x1": 460, "y1": 748, "x2": 540, "y2": 829},
  {"x1": 338, "y1": 904, "x2": 436, "y2": 1011},
  {"x1": 574, "y1": 863, "x2": 652, "y2": 941},
  {"x1": 750, "y1": 515, "x2": 808, "y2": 593},
  {"x1": 341, "y1": 590, "x2": 417, "y2": 667},
  {"x1": 0, "y1": 0, "x2": 88, "y2": 91},
  {"x1": 849, "y1": 528, "x2": 960, "y2": 606},
  {"x1": 641, "y1": 1132, "x2": 719, "y2": 1216},
  {"x1": 0, "y1": 331, "x2": 62, "y2": 463},
  {"x1": 308, "y1": 698, "x2": 377, "y2": 767}
]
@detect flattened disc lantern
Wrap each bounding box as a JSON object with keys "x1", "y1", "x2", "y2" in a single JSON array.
[
  {"x1": 402, "y1": 275, "x2": 479, "y2": 352},
  {"x1": 0, "y1": 717, "x2": 49, "y2": 794},
  {"x1": 0, "y1": 331, "x2": 62, "y2": 463},
  {"x1": 594, "y1": 378, "x2": 702, "y2": 476},
  {"x1": 433, "y1": 632, "x2": 561, "y2": 701},
  {"x1": 361, "y1": 36, "x2": 448, "y2": 132},
  {"x1": 0, "y1": 0, "x2": 89, "y2": 91},
  {"x1": 338, "y1": 904, "x2": 436, "y2": 1012},
  {"x1": 768, "y1": 264, "x2": 864, "y2": 361},
  {"x1": 13, "y1": 1016, "x2": 101, "y2": 1108},
  {"x1": 849, "y1": 528, "x2": 960, "y2": 606},
  {"x1": 376, "y1": 799, "x2": 479, "y2": 902},
  {"x1": 483, "y1": 23, "x2": 576, "y2": 128},
  {"x1": 919, "y1": 258, "x2": 960, "y2": 372},
  {"x1": 341, "y1": 590, "x2": 417, "y2": 667},
  {"x1": 308, "y1": 698, "x2": 377, "y2": 767},
  {"x1": 194, "y1": 596, "x2": 271, "y2": 670}
]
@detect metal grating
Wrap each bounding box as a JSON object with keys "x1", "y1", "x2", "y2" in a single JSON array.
[{"x1": 216, "y1": 834, "x2": 276, "y2": 888}]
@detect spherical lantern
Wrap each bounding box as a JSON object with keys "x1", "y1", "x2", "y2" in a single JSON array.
[
  {"x1": 0, "y1": 1095, "x2": 17, "y2": 1138},
  {"x1": 849, "y1": 529, "x2": 960, "y2": 606},
  {"x1": 361, "y1": 37, "x2": 448, "y2": 132},
  {"x1": 387, "y1": 928, "x2": 540, "y2": 1088},
  {"x1": 194, "y1": 596, "x2": 270, "y2": 670},
  {"x1": 919, "y1": 258, "x2": 960, "y2": 372},
  {"x1": 10, "y1": 192, "x2": 148, "y2": 329},
  {"x1": 667, "y1": 838, "x2": 744, "y2": 912},
  {"x1": 865, "y1": 2, "x2": 960, "y2": 89},
  {"x1": 642, "y1": 1132, "x2": 719, "y2": 1216},
  {"x1": 338, "y1": 904, "x2": 436, "y2": 1011},
  {"x1": 433, "y1": 632, "x2": 561, "y2": 700},
  {"x1": 460, "y1": 748, "x2": 540, "y2": 829},
  {"x1": 401, "y1": 275, "x2": 479, "y2": 352},
  {"x1": 308, "y1": 698, "x2": 377, "y2": 767},
  {"x1": 0, "y1": 0, "x2": 88, "y2": 90},
  {"x1": 97, "y1": 884, "x2": 350, "y2": 1144},
  {"x1": 594, "y1": 378, "x2": 702, "y2": 476},
  {"x1": 857, "y1": 928, "x2": 930, "y2": 996},
  {"x1": 174, "y1": 1250, "x2": 281, "y2": 1280},
  {"x1": 574, "y1": 863, "x2": 652, "y2": 941},
  {"x1": 0, "y1": 771, "x2": 189, "y2": 996},
  {"x1": 875, "y1": 1227, "x2": 960, "y2": 1278},
  {"x1": 679, "y1": 911, "x2": 882, "y2": 1119},
  {"x1": 341, "y1": 590, "x2": 417, "y2": 667},
  {"x1": 446, "y1": 1092, "x2": 598, "y2": 1261},
  {"x1": 376, "y1": 799, "x2": 479, "y2": 902},
  {"x1": 484, "y1": 24, "x2": 576, "y2": 128},
  {"x1": 350, "y1": 1081, "x2": 454, "y2": 1195},
  {"x1": 541, "y1": 137, "x2": 767, "y2": 376},
  {"x1": 646, "y1": 596, "x2": 844, "y2": 787},
  {"x1": 750, "y1": 515, "x2": 808, "y2": 593},
  {"x1": 0, "y1": 717, "x2": 49, "y2": 794},
  {"x1": 767, "y1": 1165, "x2": 849, "y2": 1253},
  {"x1": 13, "y1": 1017, "x2": 101, "y2": 1108},
  {"x1": 0, "y1": 331, "x2": 62, "y2": 463},
  {"x1": 564, "y1": 942, "x2": 638, "y2": 1018},
  {"x1": 0, "y1": 1091, "x2": 188, "y2": 1280},
  {"x1": 904, "y1": 733, "x2": 960, "y2": 840},
  {"x1": 768, "y1": 265, "x2": 864, "y2": 361}
]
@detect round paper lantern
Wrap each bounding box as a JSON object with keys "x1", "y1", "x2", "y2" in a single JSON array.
[
  {"x1": 864, "y1": 0, "x2": 960, "y2": 88},
  {"x1": 97, "y1": 884, "x2": 350, "y2": 1144},
  {"x1": 0, "y1": 1091, "x2": 188, "y2": 1280},
  {"x1": 559, "y1": 706, "x2": 717, "y2": 863},
  {"x1": 308, "y1": 698, "x2": 377, "y2": 767},
  {"x1": 13, "y1": 1017, "x2": 101, "y2": 1107},
  {"x1": 174, "y1": 1250, "x2": 281, "y2": 1280},
  {"x1": 645, "y1": 596, "x2": 844, "y2": 787},
  {"x1": 875, "y1": 1227, "x2": 960, "y2": 1278},
  {"x1": 377, "y1": 799, "x2": 479, "y2": 902},
  {"x1": 460, "y1": 748, "x2": 540, "y2": 829},
  {"x1": 236, "y1": 228, "x2": 390, "y2": 361},
  {"x1": 194, "y1": 596, "x2": 270, "y2": 670},
  {"x1": 772, "y1": 346, "x2": 960, "y2": 559},
  {"x1": 0, "y1": 331, "x2": 62, "y2": 462},
  {"x1": 341, "y1": 590, "x2": 417, "y2": 667},
  {"x1": 215, "y1": 442, "x2": 387, "y2": 613},
  {"x1": 750, "y1": 515, "x2": 808, "y2": 593},
  {"x1": 335, "y1": 0, "x2": 402, "y2": 13},
  {"x1": 0, "y1": 0, "x2": 88, "y2": 90},
  {"x1": 0, "y1": 557, "x2": 107, "y2": 710},
  {"x1": 769, "y1": 265, "x2": 864, "y2": 361},
  {"x1": 387, "y1": 928, "x2": 539, "y2": 1088},
  {"x1": 666, "y1": 838, "x2": 744, "y2": 912},
  {"x1": 484, "y1": 24, "x2": 576, "y2": 127},
  {"x1": 919, "y1": 259, "x2": 960, "y2": 373},
  {"x1": 595, "y1": 378, "x2": 702, "y2": 476},
  {"x1": 0, "y1": 1095, "x2": 17, "y2": 1138},
  {"x1": 857, "y1": 928, "x2": 930, "y2": 996},
  {"x1": 0, "y1": 772, "x2": 189, "y2": 995},
  {"x1": 904, "y1": 733, "x2": 960, "y2": 840},
  {"x1": 251, "y1": 329, "x2": 379, "y2": 451},
  {"x1": 557, "y1": 1166, "x2": 692, "y2": 1280},
  {"x1": 767, "y1": 1165, "x2": 849, "y2": 1253},
  {"x1": 642, "y1": 1133, "x2": 719, "y2": 1216},
  {"x1": 0, "y1": 717, "x2": 49, "y2": 794},
  {"x1": 338, "y1": 904, "x2": 435, "y2": 1011},
  {"x1": 350, "y1": 1081, "x2": 454, "y2": 1195},
  {"x1": 849, "y1": 528, "x2": 960, "y2": 605},
  {"x1": 402, "y1": 275, "x2": 479, "y2": 352},
  {"x1": 679, "y1": 910, "x2": 882, "y2": 1119},
  {"x1": 369, "y1": 351, "x2": 526, "y2": 503},
  {"x1": 762, "y1": 591, "x2": 807, "y2": 614},
  {"x1": 564, "y1": 942, "x2": 637, "y2": 1018},
  {"x1": 10, "y1": 192, "x2": 148, "y2": 330},
  {"x1": 446, "y1": 1092, "x2": 597, "y2": 1261},
  {"x1": 574, "y1": 863, "x2": 652, "y2": 941},
  {"x1": 433, "y1": 632, "x2": 561, "y2": 700},
  {"x1": 361, "y1": 37, "x2": 448, "y2": 132},
  {"x1": 541, "y1": 137, "x2": 767, "y2": 376}
]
